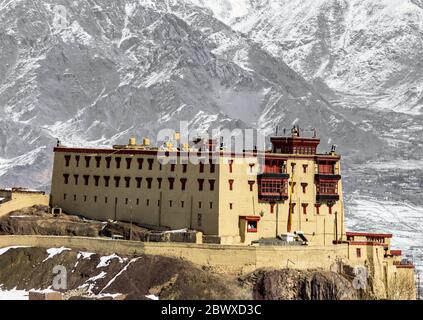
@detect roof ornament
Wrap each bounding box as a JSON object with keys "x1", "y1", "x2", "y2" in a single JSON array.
[{"x1": 291, "y1": 125, "x2": 300, "y2": 137}]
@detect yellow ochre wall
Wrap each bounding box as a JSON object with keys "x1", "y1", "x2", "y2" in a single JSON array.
[{"x1": 51, "y1": 148, "x2": 344, "y2": 246}]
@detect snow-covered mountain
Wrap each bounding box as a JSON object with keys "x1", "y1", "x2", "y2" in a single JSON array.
[
  {"x1": 198, "y1": 0, "x2": 423, "y2": 114},
  {"x1": 0, "y1": 0, "x2": 422, "y2": 282},
  {"x1": 0, "y1": 0, "x2": 387, "y2": 188}
]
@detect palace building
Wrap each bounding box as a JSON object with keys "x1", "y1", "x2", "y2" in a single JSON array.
[{"x1": 50, "y1": 127, "x2": 345, "y2": 245}]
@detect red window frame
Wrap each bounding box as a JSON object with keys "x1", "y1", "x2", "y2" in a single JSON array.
[{"x1": 356, "y1": 248, "x2": 361, "y2": 258}]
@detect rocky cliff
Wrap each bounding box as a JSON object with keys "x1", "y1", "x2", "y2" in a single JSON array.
[{"x1": 0, "y1": 246, "x2": 364, "y2": 300}]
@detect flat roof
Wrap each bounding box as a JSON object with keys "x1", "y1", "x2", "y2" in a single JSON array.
[
  {"x1": 346, "y1": 231, "x2": 393, "y2": 238},
  {"x1": 53, "y1": 147, "x2": 341, "y2": 160}
]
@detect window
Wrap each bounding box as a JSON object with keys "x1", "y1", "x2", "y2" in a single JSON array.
[
  {"x1": 171, "y1": 164, "x2": 175, "y2": 172},
  {"x1": 199, "y1": 162, "x2": 204, "y2": 173},
  {"x1": 181, "y1": 201, "x2": 184, "y2": 208},
  {"x1": 289, "y1": 203, "x2": 296, "y2": 214},
  {"x1": 356, "y1": 248, "x2": 361, "y2": 258},
  {"x1": 291, "y1": 162, "x2": 296, "y2": 173},
  {"x1": 168, "y1": 178, "x2": 175, "y2": 190},
  {"x1": 303, "y1": 164, "x2": 308, "y2": 173},
  {"x1": 180, "y1": 178, "x2": 187, "y2": 190},
  {"x1": 136, "y1": 198, "x2": 139, "y2": 205},
  {"x1": 95, "y1": 156, "x2": 101, "y2": 168},
  {"x1": 125, "y1": 198, "x2": 129, "y2": 205},
  {"x1": 64, "y1": 155, "x2": 71, "y2": 167},
  {"x1": 301, "y1": 183, "x2": 308, "y2": 193},
  {"x1": 198, "y1": 179, "x2": 204, "y2": 191},
  {"x1": 198, "y1": 201, "x2": 202, "y2": 209},
  {"x1": 317, "y1": 181, "x2": 338, "y2": 195},
  {"x1": 146, "y1": 178, "x2": 153, "y2": 189},
  {"x1": 115, "y1": 157, "x2": 121, "y2": 169},
  {"x1": 126, "y1": 158, "x2": 132, "y2": 169},
  {"x1": 157, "y1": 178, "x2": 162, "y2": 189},
  {"x1": 114, "y1": 176, "x2": 121, "y2": 188},
  {"x1": 318, "y1": 163, "x2": 335, "y2": 174},
  {"x1": 105, "y1": 157, "x2": 111, "y2": 169},
  {"x1": 84, "y1": 195, "x2": 87, "y2": 202},
  {"x1": 248, "y1": 180, "x2": 255, "y2": 192},
  {"x1": 169, "y1": 200, "x2": 173, "y2": 207},
  {"x1": 104, "y1": 176, "x2": 110, "y2": 187},
  {"x1": 146, "y1": 199, "x2": 150, "y2": 206},
  {"x1": 197, "y1": 213, "x2": 202, "y2": 227},
  {"x1": 124, "y1": 177, "x2": 131, "y2": 188},
  {"x1": 209, "y1": 179, "x2": 215, "y2": 191},
  {"x1": 73, "y1": 194, "x2": 77, "y2": 201},
  {"x1": 247, "y1": 220, "x2": 258, "y2": 232},
  {"x1": 94, "y1": 175, "x2": 100, "y2": 186},
  {"x1": 259, "y1": 179, "x2": 286, "y2": 196},
  {"x1": 302, "y1": 203, "x2": 308, "y2": 215},
  {"x1": 73, "y1": 174, "x2": 79, "y2": 185},
  {"x1": 328, "y1": 204, "x2": 333, "y2": 215},
  {"x1": 182, "y1": 164, "x2": 187, "y2": 173},
  {"x1": 137, "y1": 158, "x2": 144, "y2": 169},
  {"x1": 157, "y1": 200, "x2": 160, "y2": 207},
  {"x1": 209, "y1": 160, "x2": 215, "y2": 173},
  {"x1": 85, "y1": 156, "x2": 91, "y2": 168},
  {"x1": 75, "y1": 156, "x2": 80, "y2": 167},
  {"x1": 270, "y1": 203, "x2": 275, "y2": 214},
  {"x1": 148, "y1": 158, "x2": 154, "y2": 170},
  {"x1": 209, "y1": 202, "x2": 213, "y2": 209},
  {"x1": 63, "y1": 174, "x2": 69, "y2": 184},
  {"x1": 249, "y1": 163, "x2": 255, "y2": 174},
  {"x1": 83, "y1": 175, "x2": 90, "y2": 186},
  {"x1": 315, "y1": 204, "x2": 321, "y2": 215},
  {"x1": 228, "y1": 160, "x2": 233, "y2": 173},
  {"x1": 136, "y1": 177, "x2": 142, "y2": 188},
  {"x1": 94, "y1": 196, "x2": 97, "y2": 203},
  {"x1": 105, "y1": 197, "x2": 108, "y2": 204},
  {"x1": 229, "y1": 203, "x2": 233, "y2": 210},
  {"x1": 159, "y1": 164, "x2": 162, "y2": 171},
  {"x1": 63, "y1": 194, "x2": 67, "y2": 200},
  {"x1": 228, "y1": 179, "x2": 234, "y2": 191}
]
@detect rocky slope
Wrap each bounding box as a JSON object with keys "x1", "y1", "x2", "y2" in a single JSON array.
[{"x1": 0, "y1": 246, "x2": 362, "y2": 300}]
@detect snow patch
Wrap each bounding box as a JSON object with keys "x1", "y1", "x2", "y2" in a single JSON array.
[
  {"x1": 96, "y1": 254, "x2": 124, "y2": 268},
  {"x1": 43, "y1": 247, "x2": 71, "y2": 262},
  {"x1": 0, "y1": 246, "x2": 30, "y2": 256}
]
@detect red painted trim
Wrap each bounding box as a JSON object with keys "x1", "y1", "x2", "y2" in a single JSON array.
[
  {"x1": 395, "y1": 265, "x2": 415, "y2": 269},
  {"x1": 346, "y1": 231, "x2": 393, "y2": 238},
  {"x1": 390, "y1": 250, "x2": 402, "y2": 256},
  {"x1": 239, "y1": 216, "x2": 261, "y2": 221},
  {"x1": 349, "y1": 241, "x2": 389, "y2": 247}
]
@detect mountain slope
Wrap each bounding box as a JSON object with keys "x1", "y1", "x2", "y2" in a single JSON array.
[
  {"x1": 0, "y1": 0, "x2": 383, "y2": 189},
  {"x1": 199, "y1": 0, "x2": 423, "y2": 114}
]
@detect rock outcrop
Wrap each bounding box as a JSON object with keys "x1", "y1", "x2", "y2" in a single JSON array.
[{"x1": 244, "y1": 269, "x2": 360, "y2": 300}]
